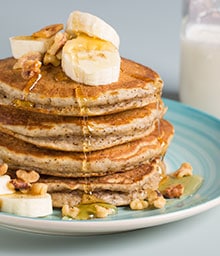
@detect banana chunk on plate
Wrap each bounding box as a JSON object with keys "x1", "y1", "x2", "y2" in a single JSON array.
[
  {"x1": 0, "y1": 175, "x2": 15, "y2": 195},
  {"x1": 0, "y1": 193, "x2": 53, "y2": 218}
]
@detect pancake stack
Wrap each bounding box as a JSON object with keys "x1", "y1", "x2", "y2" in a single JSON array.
[{"x1": 0, "y1": 56, "x2": 174, "y2": 208}]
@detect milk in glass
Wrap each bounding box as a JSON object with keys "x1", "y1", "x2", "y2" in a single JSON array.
[{"x1": 179, "y1": 0, "x2": 220, "y2": 119}]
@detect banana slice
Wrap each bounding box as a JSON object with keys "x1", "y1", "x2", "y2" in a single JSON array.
[
  {"x1": 0, "y1": 193, "x2": 53, "y2": 217},
  {"x1": 66, "y1": 10, "x2": 120, "y2": 49},
  {"x1": 62, "y1": 34, "x2": 121, "y2": 85},
  {"x1": 0, "y1": 175, "x2": 15, "y2": 195},
  {"x1": 10, "y1": 36, "x2": 53, "y2": 59}
]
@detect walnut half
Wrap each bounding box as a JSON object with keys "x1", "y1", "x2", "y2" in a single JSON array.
[
  {"x1": 0, "y1": 163, "x2": 8, "y2": 176},
  {"x1": 172, "y1": 162, "x2": 193, "y2": 178},
  {"x1": 130, "y1": 199, "x2": 149, "y2": 210},
  {"x1": 163, "y1": 184, "x2": 184, "y2": 199},
  {"x1": 16, "y1": 169, "x2": 40, "y2": 183},
  {"x1": 32, "y1": 24, "x2": 64, "y2": 38}
]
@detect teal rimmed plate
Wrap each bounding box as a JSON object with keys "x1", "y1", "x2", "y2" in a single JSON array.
[{"x1": 0, "y1": 99, "x2": 220, "y2": 235}]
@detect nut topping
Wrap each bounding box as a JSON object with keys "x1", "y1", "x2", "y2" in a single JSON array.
[
  {"x1": 32, "y1": 23, "x2": 64, "y2": 38},
  {"x1": 29, "y1": 183, "x2": 48, "y2": 195},
  {"x1": 16, "y1": 169, "x2": 40, "y2": 183},
  {"x1": 0, "y1": 163, "x2": 8, "y2": 176},
  {"x1": 9, "y1": 178, "x2": 31, "y2": 191},
  {"x1": 163, "y1": 184, "x2": 184, "y2": 199},
  {"x1": 147, "y1": 189, "x2": 166, "y2": 209},
  {"x1": 130, "y1": 199, "x2": 149, "y2": 210},
  {"x1": 172, "y1": 162, "x2": 193, "y2": 178},
  {"x1": 13, "y1": 51, "x2": 42, "y2": 80}
]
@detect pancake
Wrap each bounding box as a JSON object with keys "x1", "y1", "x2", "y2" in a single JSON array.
[
  {"x1": 0, "y1": 119, "x2": 174, "y2": 177},
  {"x1": 39, "y1": 161, "x2": 163, "y2": 207},
  {"x1": 0, "y1": 102, "x2": 166, "y2": 151},
  {"x1": 0, "y1": 57, "x2": 163, "y2": 116}
]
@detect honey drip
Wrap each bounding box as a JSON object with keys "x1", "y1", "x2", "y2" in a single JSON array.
[
  {"x1": 64, "y1": 194, "x2": 117, "y2": 220},
  {"x1": 75, "y1": 85, "x2": 93, "y2": 194},
  {"x1": 159, "y1": 174, "x2": 203, "y2": 197},
  {"x1": 12, "y1": 73, "x2": 42, "y2": 110},
  {"x1": 156, "y1": 98, "x2": 161, "y2": 136},
  {"x1": 23, "y1": 73, "x2": 42, "y2": 94}
]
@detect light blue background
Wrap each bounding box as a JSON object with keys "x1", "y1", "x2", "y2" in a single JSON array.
[{"x1": 0, "y1": 0, "x2": 181, "y2": 97}]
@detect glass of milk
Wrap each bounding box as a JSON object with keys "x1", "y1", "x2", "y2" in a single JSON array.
[{"x1": 179, "y1": 0, "x2": 220, "y2": 119}]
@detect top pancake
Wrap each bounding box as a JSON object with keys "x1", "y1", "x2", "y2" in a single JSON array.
[{"x1": 0, "y1": 57, "x2": 163, "y2": 116}]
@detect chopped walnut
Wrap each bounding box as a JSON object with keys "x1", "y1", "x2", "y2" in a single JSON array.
[
  {"x1": 16, "y1": 169, "x2": 40, "y2": 183},
  {"x1": 56, "y1": 50, "x2": 62, "y2": 60},
  {"x1": 29, "y1": 183, "x2": 48, "y2": 195},
  {"x1": 62, "y1": 204, "x2": 79, "y2": 219},
  {"x1": 47, "y1": 31, "x2": 68, "y2": 56},
  {"x1": 130, "y1": 199, "x2": 149, "y2": 210},
  {"x1": 43, "y1": 53, "x2": 60, "y2": 66},
  {"x1": 21, "y1": 59, "x2": 42, "y2": 80},
  {"x1": 43, "y1": 31, "x2": 68, "y2": 66},
  {"x1": 9, "y1": 178, "x2": 31, "y2": 191},
  {"x1": 0, "y1": 163, "x2": 8, "y2": 176},
  {"x1": 13, "y1": 51, "x2": 42, "y2": 69},
  {"x1": 147, "y1": 189, "x2": 166, "y2": 209},
  {"x1": 153, "y1": 196, "x2": 166, "y2": 209},
  {"x1": 13, "y1": 51, "x2": 42, "y2": 80},
  {"x1": 32, "y1": 23, "x2": 64, "y2": 38},
  {"x1": 163, "y1": 184, "x2": 184, "y2": 199},
  {"x1": 173, "y1": 162, "x2": 193, "y2": 178},
  {"x1": 95, "y1": 204, "x2": 116, "y2": 218}
]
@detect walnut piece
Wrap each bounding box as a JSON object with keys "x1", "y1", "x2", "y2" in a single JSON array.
[
  {"x1": 47, "y1": 31, "x2": 68, "y2": 56},
  {"x1": 147, "y1": 189, "x2": 166, "y2": 209},
  {"x1": 32, "y1": 23, "x2": 64, "y2": 38},
  {"x1": 29, "y1": 183, "x2": 48, "y2": 195},
  {"x1": 13, "y1": 51, "x2": 42, "y2": 69},
  {"x1": 43, "y1": 31, "x2": 68, "y2": 66},
  {"x1": 0, "y1": 163, "x2": 8, "y2": 176},
  {"x1": 153, "y1": 196, "x2": 166, "y2": 209},
  {"x1": 62, "y1": 204, "x2": 79, "y2": 219},
  {"x1": 43, "y1": 53, "x2": 60, "y2": 67},
  {"x1": 163, "y1": 184, "x2": 184, "y2": 199},
  {"x1": 16, "y1": 169, "x2": 40, "y2": 183},
  {"x1": 94, "y1": 204, "x2": 116, "y2": 218},
  {"x1": 13, "y1": 51, "x2": 42, "y2": 80},
  {"x1": 21, "y1": 60, "x2": 42, "y2": 80},
  {"x1": 130, "y1": 199, "x2": 149, "y2": 210},
  {"x1": 9, "y1": 178, "x2": 31, "y2": 191},
  {"x1": 173, "y1": 162, "x2": 193, "y2": 178}
]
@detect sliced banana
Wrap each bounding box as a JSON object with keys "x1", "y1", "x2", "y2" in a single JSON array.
[
  {"x1": 10, "y1": 36, "x2": 53, "y2": 59},
  {"x1": 66, "y1": 10, "x2": 120, "y2": 49},
  {"x1": 0, "y1": 175, "x2": 15, "y2": 195},
  {"x1": 0, "y1": 193, "x2": 53, "y2": 217},
  {"x1": 10, "y1": 10, "x2": 121, "y2": 85},
  {"x1": 62, "y1": 34, "x2": 120, "y2": 85}
]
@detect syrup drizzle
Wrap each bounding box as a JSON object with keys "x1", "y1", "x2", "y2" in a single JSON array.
[
  {"x1": 75, "y1": 85, "x2": 93, "y2": 195},
  {"x1": 12, "y1": 73, "x2": 42, "y2": 109},
  {"x1": 23, "y1": 73, "x2": 42, "y2": 94}
]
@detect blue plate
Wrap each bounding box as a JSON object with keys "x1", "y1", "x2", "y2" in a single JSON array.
[{"x1": 0, "y1": 99, "x2": 220, "y2": 235}]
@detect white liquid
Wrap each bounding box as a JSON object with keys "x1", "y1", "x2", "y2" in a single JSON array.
[{"x1": 180, "y1": 24, "x2": 220, "y2": 119}]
